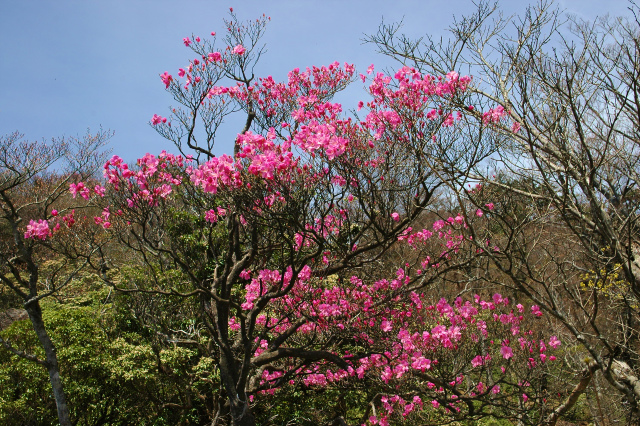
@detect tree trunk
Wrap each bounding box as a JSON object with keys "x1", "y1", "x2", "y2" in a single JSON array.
[
  {"x1": 25, "y1": 301, "x2": 71, "y2": 426},
  {"x1": 229, "y1": 399, "x2": 255, "y2": 426},
  {"x1": 544, "y1": 362, "x2": 598, "y2": 426}
]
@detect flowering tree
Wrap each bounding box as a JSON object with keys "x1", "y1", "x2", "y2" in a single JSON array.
[
  {"x1": 0, "y1": 130, "x2": 110, "y2": 426},
  {"x1": 34, "y1": 11, "x2": 573, "y2": 426},
  {"x1": 368, "y1": 0, "x2": 640, "y2": 422}
]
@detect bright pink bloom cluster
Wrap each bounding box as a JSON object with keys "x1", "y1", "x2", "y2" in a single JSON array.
[
  {"x1": 24, "y1": 219, "x2": 51, "y2": 240},
  {"x1": 189, "y1": 154, "x2": 242, "y2": 194},
  {"x1": 100, "y1": 152, "x2": 186, "y2": 207},
  {"x1": 160, "y1": 71, "x2": 173, "y2": 89},
  {"x1": 69, "y1": 182, "x2": 91, "y2": 200},
  {"x1": 482, "y1": 105, "x2": 507, "y2": 124},
  {"x1": 70, "y1": 182, "x2": 107, "y2": 200},
  {"x1": 151, "y1": 114, "x2": 167, "y2": 125}
]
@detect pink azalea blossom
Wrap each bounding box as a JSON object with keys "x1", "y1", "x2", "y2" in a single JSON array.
[
  {"x1": 391, "y1": 212, "x2": 400, "y2": 222},
  {"x1": 501, "y1": 344, "x2": 514, "y2": 360},
  {"x1": 233, "y1": 44, "x2": 246, "y2": 55},
  {"x1": 69, "y1": 182, "x2": 91, "y2": 200},
  {"x1": 471, "y1": 355, "x2": 484, "y2": 367},
  {"x1": 151, "y1": 114, "x2": 167, "y2": 125},
  {"x1": 94, "y1": 185, "x2": 106, "y2": 197},
  {"x1": 24, "y1": 219, "x2": 51, "y2": 240},
  {"x1": 511, "y1": 121, "x2": 521, "y2": 133},
  {"x1": 205, "y1": 209, "x2": 218, "y2": 223},
  {"x1": 160, "y1": 72, "x2": 173, "y2": 88}
]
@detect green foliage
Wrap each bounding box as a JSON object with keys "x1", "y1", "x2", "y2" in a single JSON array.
[
  {"x1": 253, "y1": 385, "x2": 374, "y2": 426},
  {"x1": 0, "y1": 283, "x2": 219, "y2": 425}
]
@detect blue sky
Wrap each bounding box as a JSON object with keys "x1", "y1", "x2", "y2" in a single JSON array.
[{"x1": 0, "y1": 0, "x2": 632, "y2": 161}]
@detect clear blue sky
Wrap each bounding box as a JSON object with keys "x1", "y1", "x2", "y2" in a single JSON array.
[{"x1": 0, "y1": 0, "x2": 632, "y2": 161}]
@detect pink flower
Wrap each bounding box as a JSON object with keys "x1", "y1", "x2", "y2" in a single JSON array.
[
  {"x1": 205, "y1": 209, "x2": 218, "y2": 223},
  {"x1": 211, "y1": 31, "x2": 216, "y2": 36},
  {"x1": 501, "y1": 344, "x2": 513, "y2": 360},
  {"x1": 380, "y1": 320, "x2": 392, "y2": 332},
  {"x1": 160, "y1": 72, "x2": 173, "y2": 89},
  {"x1": 522, "y1": 393, "x2": 528, "y2": 402},
  {"x1": 183, "y1": 37, "x2": 191, "y2": 47},
  {"x1": 485, "y1": 203, "x2": 494, "y2": 210},
  {"x1": 367, "y1": 64, "x2": 374, "y2": 75},
  {"x1": 51, "y1": 209, "x2": 58, "y2": 217},
  {"x1": 24, "y1": 219, "x2": 51, "y2": 240},
  {"x1": 531, "y1": 305, "x2": 543, "y2": 317},
  {"x1": 511, "y1": 121, "x2": 521, "y2": 133},
  {"x1": 471, "y1": 355, "x2": 484, "y2": 368},
  {"x1": 446, "y1": 71, "x2": 459, "y2": 82},
  {"x1": 69, "y1": 182, "x2": 91, "y2": 199},
  {"x1": 151, "y1": 114, "x2": 167, "y2": 125},
  {"x1": 476, "y1": 209, "x2": 483, "y2": 217},
  {"x1": 492, "y1": 293, "x2": 504, "y2": 305},
  {"x1": 431, "y1": 400, "x2": 440, "y2": 408},
  {"x1": 94, "y1": 185, "x2": 106, "y2": 197},
  {"x1": 195, "y1": 36, "x2": 201, "y2": 42},
  {"x1": 482, "y1": 105, "x2": 507, "y2": 124},
  {"x1": 208, "y1": 52, "x2": 222, "y2": 62},
  {"x1": 548, "y1": 335, "x2": 561, "y2": 349},
  {"x1": 233, "y1": 44, "x2": 246, "y2": 55},
  {"x1": 391, "y1": 212, "x2": 400, "y2": 222}
]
